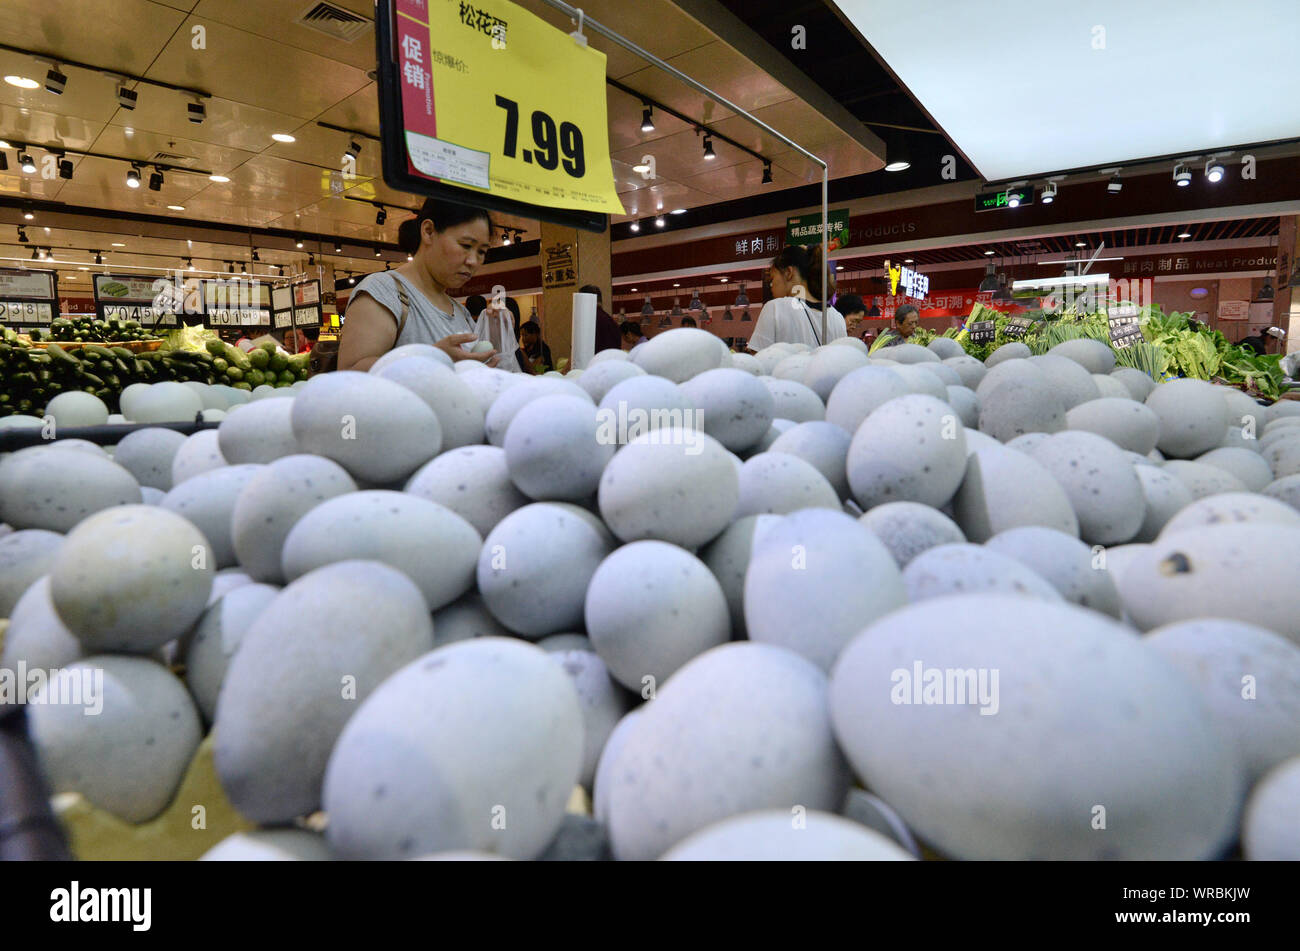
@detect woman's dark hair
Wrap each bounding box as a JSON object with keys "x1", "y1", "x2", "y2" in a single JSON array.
[
  {"x1": 520, "y1": 320, "x2": 541, "y2": 335},
  {"x1": 771, "y1": 243, "x2": 835, "y2": 302},
  {"x1": 504, "y1": 297, "x2": 522, "y2": 331},
  {"x1": 398, "y1": 197, "x2": 493, "y2": 254},
  {"x1": 465, "y1": 295, "x2": 487, "y2": 317},
  {"x1": 836, "y1": 293, "x2": 866, "y2": 317},
  {"x1": 895, "y1": 304, "x2": 920, "y2": 324},
  {"x1": 620, "y1": 321, "x2": 642, "y2": 337}
]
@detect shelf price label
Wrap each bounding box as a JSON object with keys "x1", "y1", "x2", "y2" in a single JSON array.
[
  {"x1": 968, "y1": 320, "x2": 997, "y2": 344},
  {"x1": 393, "y1": 0, "x2": 624, "y2": 216}
]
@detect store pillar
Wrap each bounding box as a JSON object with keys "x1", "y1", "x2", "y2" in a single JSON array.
[
  {"x1": 539, "y1": 221, "x2": 611, "y2": 368},
  {"x1": 1276, "y1": 215, "x2": 1299, "y2": 354}
]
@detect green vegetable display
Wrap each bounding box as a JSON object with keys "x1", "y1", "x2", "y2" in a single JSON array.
[{"x1": 36, "y1": 316, "x2": 162, "y2": 344}]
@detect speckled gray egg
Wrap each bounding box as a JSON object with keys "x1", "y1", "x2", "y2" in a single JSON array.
[
  {"x1": 597, "y1": 375, "x2": 697, "y2": 440},
  {"x1": 1026, "y1": 355, "x2": 1101, "y2": 410},
  {"x1": 698, "y1": 514, "x2": 781, "y2": 637},
  {"x1": 885, "y1": 343, "x2": 939, "y2": 365},
  {"x1": 585, "y1": 540, "x2": 730, "y2": 691},
  {"x1": 604, "y1": 642, "x2": 850, "y2": 860},
  {"x1": 1194, "y1": 447, "x2": 1275, "y2": 492},
  {"x1": 46, "y1": 391, "x2": 109, "y2": 427},
  {"x1": 758, "y1": 377, "x2": 825, "y2": 423},
  {"x1": 477, "y1": 503, "x2": 615, "y2": 637},
  {"x1": 828, "y1": 594, "x2": 1242, "y2": 859},
  {"x1": 1110, "y1": 367, "x2": 1157, "y2": 402},
  {"x1": 927, "y1": 337, "x2": 965, "y2": 360},
  {"x1": 771, "y1": 353, "x2": 813, "y2": 381},
  {"x1": 889, "y1": 364, "x2": 948, "y2": 400},
  {"x1": 1, "y1": 576, "x2": 83, "y2": 672},
  {"x1": 1091, "y1": 373, "x2": 1132, "y2": 400},
  {"x1": 679, "y1": 367, "x2": 775, "y2": 453},
  {"x1": 27, "y1": 655, "x2": 201, "y2": 823},
  {"x1": 484, "y1": 377, "x2": 590, "y2": 447},
  {"x1": 503, "y1": 395, "x2": 614, "y2": 502},
  {"x1": 631, "y1": 327, "x2": 727, "y2": 382},
  {"x1": 1263, "y1": 434, "x2": 1300, "y2": 479},
  {"x1": 111, "y1": 428, "x2": 188, "y2": 491},
  {"x1": 915, "y1": 362, "x2": 963, "y2": 388},
  {"x1": 953, "y1": 447, "x2": 1080, "y2": 542},
  {"x1": 902, "y1": 543, "x2": 1062, "y2": 603},
  {"x1": 1270, "y1": 402, "x2": 1300, "y2": 424},
  {"x1": 859, "y1": 501, "x2": 965, "y2": 569},
  {"x1": 1146, "y1": 619, "x2": 1300, "y2": 783},
  {"x1": 942, "y1": 355, "x2": 987, "y2": 390},
  {"x1": 598, "y1": 429, "x2": 738, "y2": 548},
  {"x1": 50, "y1": 505, "x2": 213, "y2": 652},
  {"x1": 229, "y1": 454, "x2": 357, "y2": 583},
  {"x1": 1005, "y1": 432, "x2": 1051, "y2": 454},
  {"x1": 745, "y1": 508, "x2": 905, "y2": 671},
  {"x1": 962, "y1": 428, "x2": 1002, "y2": 454},
  {"x1": 662, "y1": 809, "x2": 914, "y2": 861},
  {"x1": 322, "y1": 638, "x2": 583, "y2": 859},
  {"x1": 127, "y1": 382, "x2": 204, "y2": 423},
  {"x1": 291, "y1": 371, "x2": 442, "y2": 483},
  {"x1": 159, "y1": 464, "x2": 263, "y2": 568},
  {"x1": 171, "y1": 430, "x2": 226, "y2": 486},
  {"x1": 370, "y1": 343, "x2": 454, "y2": 373},
  {"x1": 1146, "y1": 378, "x2": 1231, "y2": 458},
  {"x1": 976, "y1": 362, "x2": 1066, "y2": 441},
  {"x1": 1048, "y1": 338, "x2": 1116, "y2": 374},
  {"x1": 1065, "y1": 398, "x2": 1160, "y2": 454},
  {"x1": 430, "y1": 589, "x2": 513, "y2": 647},
  {"x1": 0, "y1": 447, "x2": 141, "y2": 532},
  {"x1": 0, "y1": 529, "x2": 62, "y2": 618},
  {"x1": 181, "y1": 582, "x2": 279, "y2": 722},
  {"x1": 847, "y1": 395, "x2": 968, "y2": 510},
  {"x1": 459, "y1": 366, "x2": 525, "y2": 416},
  {"x1": 801, "y1": 346, "x2": 870, "y2": 402},
  {"x1": 213, "y1": 560, "x2": 434, "y2": 823},
  {"x1": 984, "y1": 341, "x2": 1031, "y2": 367},
  {"x1": 404, "y1": 445, "x2": 527, "y2": 539},
  {"x1": 213, "y1": 398, "x2": 297, "y2": 465},
  {"x1": 748, "y1": 418, "x2": 797, "y2": 455},
  {"x1": 824, "y1": 365, "x2": 909, "y2": 435},
  {"x1": 281, "y1": 491, "x2": 480, "y2": 612},
  {"x1": 1133, "y1": 464, "x2": 1195, "y2": 542},
  {"x1": 576, "y1": 359, "x2": 646, "y2": 404},
  {"x1": 1114, "y1": 524, "x2": 1300, "y2": 639},
  {"x1": 200, "y1": 829, "x2": 333, "y2": 861},
  {"x1": 944, "y1": 385, "x2": 980, "y2": 428},
  {"x1": 374, "y1": 357, "x2": 486, "y2": 449},
  {"x1": 728, "y1": 351, "x2": 764, "y2": 375},
  {"x1": 1263, "y1": 474, "x2": 1300, "y2": 512},
  {"x1": 734, "y1": 452, "x2": 840, "y2": 517},
  {"x1": 768, "y1": 421, "x2": 851, "y2": 499},
  {"x1": 1162, "y1": 460, "x2": 1247, "y2": 499},
  {"x1": 1242, "y1": 757, "x2": 1300, "y2": 860},
  {"x1": 547, "y1": 648, "x2": 632, "y2": 789},
  {"x1": 1159, "y1": 491, "x2": 1300, "y2": 537},
  {"x1": 1029, "y1": 431, "x2": 1144, "y2": 544},
  {"x1": 1219, "y1": 424, "x2": 1263, "y2": 453},
  {"x1": 985, "y1": 525, "x2": 1121, "y2": 617}
]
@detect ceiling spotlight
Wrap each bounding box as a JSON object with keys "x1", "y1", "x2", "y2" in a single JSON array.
[
  {"x1": 630, "y1": 220, "x2": 640, "y2": 233},
  {"x1": 240, "y1": 261, "x2": 248, "y2": 274},
  {"x1": 44, "y1": 67, "x2": 67, "y2": 95},
  {"x1": 5, "y1": 75, "x2": 39, "y2": 89},
  {"x1": 1075, "y1": 240, "x2": 1087, "y2": 247},
  {"x1": 148, "y1": 167, "x2": 165, "y2": 191},
  {"x1": 406, "y1": 253, "x2": 413, "y2": 261},
  {"x1": 295, "y1": 236, "x2": 304, "y2": 249},
  {"x1": 883, "y1": 130, "x2": 911, "y2": 172},
  {"x1": 185, "y1": 258, "x2": 194, "y2": 270},
  {"x1": 333, "y1": 241, "x2": 343, "y2": 253},
  {"x1": 36, "y1": 247, "x2": 46, "y2": 260},
  {"x1": 278, "y1": 266, "x2": 285, "y2": 276},
  {"x1": 374, "y1": 247, "x2": 382, "y2": 257},
  {"x1": 376, "y1": 206, "x2": 387, "y2": 225},
  {"x1": 94, "y1": 252, "x2": 103, "y2": 265},
  {"x1": 670, "y1": 208, "x2": 687, "y2": 215},
  {"x1": 0, "y1": 153, "x2": 6, "y2": 172},
  {"x1": 125, "y1": 165, "x2": 141, "y2": 188},
  {"x1": 1173, "y1": 162, "x2": 1191, "y2": 187},
  {"x1": 655, "y1": 216, "x2": 666, "y2": 228},
  {"x1": 1007, "y1": 193, "x2": 1021, "y2": 208},
  {"x1": 762, "y1": 161, "x2": 773, "y2": 184},
  {"x1": 1042, "y1": 180, "x2": 1057, "y2": 204},
  {"x1": 17, "y1": 227, "x2": 28, "y2": 243},
  {"x1": 116, "y1": 84, "x2": 138, "y2": 110},
  {"x1": 168, "y1": 204, "x2": 185, "y2": 211},
  {"x1": 187, "y1": 100, "x2": 205, "y2": 124},
  {"x1": 640, "y1": 105, "x2": 655, "y2": 133},
  {"x1": 271, "y1": 133, "x2": 296, "y2": 143},
  {"x1": 251, "y1": 248, "x2": 261, "y2": 262},
  {"x1": 19, "y1": 151, "x2": 36, "y2": 174},
  {"x1": 22, "y1": 205, "x2": 34, "y2": 221},
  {"x1": 1107, "y1": 173, "x2": 1122, "y2": 194},
  {"x1": 344, "y1": 140, "x2": 361, "y2": 163},
  {"x1": 702, "y1": 134, "x2": 716, "y2": 161},
  {"x1": 30, "y1": 248, "x2": 39, "y2": 260},
  {"x1": 1205, "y1": 158, "x2": 1224, "y2": 183},
  {"x1": 57, "y1": 157, "x2": 73, "y2": 179},
  {"x1": 227, "y1": 261, "x2": 234, "y2": 273},
  {"x1": 502, "y1": 232, "x2": 512, "y2": 245},
  {"x1": 209, "y1": 174, "x2": 230, "y2": 183},
  {"x1": 978, "y1": 261, "x2": 999, "y2": 292},
  {"x1": 308, "y1": 252, "x2": 315, "y2": 266},
  {"x1": 983, "y1": 249, "x2": 996, "y2": 256},
  {"x1": 1177, "y1": 231, "x2": 1192, "y2": 239}
]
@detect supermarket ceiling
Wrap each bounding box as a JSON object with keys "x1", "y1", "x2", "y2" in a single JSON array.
[
  {"x1": 0, "y1": 0, "x2": 883, "y2": 253},
  {"x1": 831, "y1": 0, "x2": 1300, "y2": 183}
]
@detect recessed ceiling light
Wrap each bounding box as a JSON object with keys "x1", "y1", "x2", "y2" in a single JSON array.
[
  {"x1": 1075, "y1": 241, "x2": 1087, "y2": 248},
  {"x1": 836, "y1": 265, "x2": 844, "y2": 271},
  {"x1": 670, "y1": 208, "x2": 686, "y2": 215},
  {"x1": 1178, "y1": 231, "x2": 1192, "y2": 239},
  {"x1": 209, "y1": 174, "x2": 230, "y2": 183},
  {"x1": 4, "y1": 75, "x2": 39, "y2": 89},
  {"x1": 983, "y1": 249, "x2": 995, "y2": 256},
  {"x1": 720, "y1": 277, "x2": 729, "y2": 282},
  {"x1": 78, "y1": 266, "x2": 89, "y2": 271},
  {"x1": 111, "y1": 242, "x2": 126, "y2": 247},
  {"x1": 884, "y1": 160, "x2": 910, "y2": 172},
  {"x1": 630, "y1": 287, "x2": 637, "y2": 292},
  {"x1": 168, "y1": 204, "x2": 185, "y2": 211},
  {"x1": 903, "y1": 258, "x2": 913, "y2": 264},
  {"x1": 271, "y1": 133, "x2": 296, "y2": 143},
  {"x1": 672, "y1": 283, "x2": 680, "y2": 287}
]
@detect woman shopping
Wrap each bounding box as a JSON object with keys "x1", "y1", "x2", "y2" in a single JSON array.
[
  {"x1": 746, "y1": 244, "x2": 846, "y2": 352},
  {"x1": 338, "y1": 197, "x2": 503, "y2": 371}
]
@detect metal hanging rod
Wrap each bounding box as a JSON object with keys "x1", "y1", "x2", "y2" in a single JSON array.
[
  {"x1": 605, "y1": 78, "x2": 771, "y2": 166},
  {"x1": 0, "y1": 42, "x2": 210, "y2": 99}
]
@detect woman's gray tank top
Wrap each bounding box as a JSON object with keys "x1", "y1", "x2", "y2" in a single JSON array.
[{"x1": 348, "y1": 271, "x2": 476, "y2": 347}]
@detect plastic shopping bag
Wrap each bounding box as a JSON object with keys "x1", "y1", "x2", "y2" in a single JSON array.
[{"x1": 474, "y1": 305, "x2": 522, "y2": 372}]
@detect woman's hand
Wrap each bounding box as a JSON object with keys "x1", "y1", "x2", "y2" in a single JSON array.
[{"x1": 436, "y1": 332, "x2": 497, "y2": 364}]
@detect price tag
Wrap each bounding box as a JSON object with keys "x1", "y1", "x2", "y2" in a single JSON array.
[
  {"x1": 387, "y1": 0, "x2": 623, "y2": 219},
  {"x1": 1003, "y1": 315, "x2": 1034, "y2": 339},
  {"x1": 1109, "y1": 312, "x2": 1143, "y2": 349},
  {"x1": 969, "y1": 320, "x2": 997, "y2": 344}
]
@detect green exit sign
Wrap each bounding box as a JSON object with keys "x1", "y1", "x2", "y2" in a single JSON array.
[{"x1": 975, "y1": 186, "x2": 1035, "y2": 212}]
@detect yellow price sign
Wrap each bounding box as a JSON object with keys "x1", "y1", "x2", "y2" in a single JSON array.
[{"x1": 389, "y1": 0, "x2": 624, "y2": 218}]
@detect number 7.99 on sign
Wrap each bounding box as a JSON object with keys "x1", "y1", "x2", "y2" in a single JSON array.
[{"x1": 495, "y1": 95, "x2": 586, "y2": 178}]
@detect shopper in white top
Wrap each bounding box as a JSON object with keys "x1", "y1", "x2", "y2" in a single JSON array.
[{"x1": 746, "y1": 243, "x2": 846, "y2": 352}]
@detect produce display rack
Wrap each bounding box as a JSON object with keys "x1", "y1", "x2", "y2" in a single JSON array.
[{"x1": 0, "y1": 418, "x2": 217, "y2": 453}]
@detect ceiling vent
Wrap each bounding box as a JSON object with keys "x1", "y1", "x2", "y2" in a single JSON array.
[
  {"x1": 149, "y1": 150, "x2": 197, "y2": 166},
  {"x1": 296, "y1": 2, "x2": 372, "y2": 42}
]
